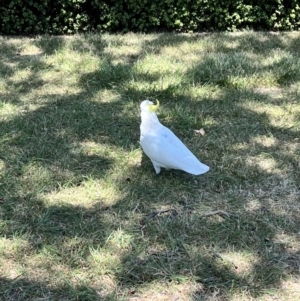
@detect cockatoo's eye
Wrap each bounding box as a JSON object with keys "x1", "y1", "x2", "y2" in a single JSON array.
[{"x1": 148, "y1": 100, "x2": 160, "y2": 112}]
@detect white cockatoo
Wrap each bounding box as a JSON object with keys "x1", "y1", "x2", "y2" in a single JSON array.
[{"x1": 140, "y1": 100, "x2": 210, "y2": 175}]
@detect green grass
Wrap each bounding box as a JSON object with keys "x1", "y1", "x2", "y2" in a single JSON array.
[{"x1": 0, "y1": 31, "x2": 300, "y2": 300}]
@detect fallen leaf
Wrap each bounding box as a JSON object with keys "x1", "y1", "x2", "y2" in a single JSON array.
[{"x1": 194, "y1": 128, "x2": 205, "y2": 136}]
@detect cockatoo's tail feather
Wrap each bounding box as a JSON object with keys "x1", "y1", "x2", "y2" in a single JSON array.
[{"x1": 140, "y1": 100, "x2": 210, "y2": 175}]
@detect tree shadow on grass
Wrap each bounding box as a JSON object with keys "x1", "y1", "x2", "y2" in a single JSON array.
[
  {"x1": 1, "y1": 192, "x2": 299, "y2": 300},
  {"x1": 113, "y1": 189, "x2": 300, "y2": 299},
  {"x1": 0, "y1": 276, "x2": 108, "y2": 301},
  {"x1": 0, "y1": 32, "x2": 300, "y2": 300},
  {"x1": 33, "y1": 35, "x2": 67, "y2": 55}
]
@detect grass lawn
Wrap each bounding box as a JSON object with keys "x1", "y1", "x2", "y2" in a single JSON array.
[{"x1": 0, "y1": 31, "x2": 300, "y2": 300}]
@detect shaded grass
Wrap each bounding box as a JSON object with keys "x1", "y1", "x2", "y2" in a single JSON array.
[{"x1": 0, "y1": 32, "x2": 300, "y2": 300}]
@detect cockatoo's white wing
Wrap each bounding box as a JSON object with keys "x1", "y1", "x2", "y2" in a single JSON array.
[{"x1": 140, "y1": 124, "x2": 209, "y2": 175}]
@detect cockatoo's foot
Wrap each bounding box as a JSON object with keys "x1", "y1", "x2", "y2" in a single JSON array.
[{"x1": 152, "y1": 162, "x2": 161, "y2": 174}]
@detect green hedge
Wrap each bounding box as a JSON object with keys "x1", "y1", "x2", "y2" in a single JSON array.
[{"x1": 1, "y1": 0, "x2": 300, "y2": 34}]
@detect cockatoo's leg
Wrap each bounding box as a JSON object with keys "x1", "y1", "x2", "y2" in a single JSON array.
[{"x1": 151, "y1": 161, "x2": 161, "y2": 174}]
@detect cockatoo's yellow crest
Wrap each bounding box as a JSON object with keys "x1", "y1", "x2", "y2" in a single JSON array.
[{"x1": 148, "y1": 100, "x2": 160, "y2": 113}]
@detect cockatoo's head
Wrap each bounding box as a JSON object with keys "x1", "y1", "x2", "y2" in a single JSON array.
[{"x1": 140, "y1": 100, "x2": 160, "y2": 114}]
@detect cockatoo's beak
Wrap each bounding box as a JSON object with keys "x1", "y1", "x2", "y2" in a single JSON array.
[{"x1": 148, "y1": 100, "x2": 160, "y2": 113}]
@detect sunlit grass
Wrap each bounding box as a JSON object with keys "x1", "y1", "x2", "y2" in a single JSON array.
[{"x1": 0, "y1": 32, "x2": 300, "y2": 300}]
